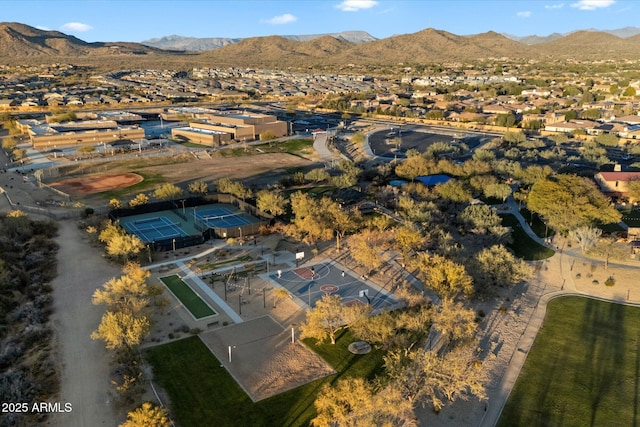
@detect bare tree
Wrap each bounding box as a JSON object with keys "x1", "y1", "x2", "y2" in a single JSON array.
[{"x1": 569, "y1": 226, "x2": 602, "y2": 253}]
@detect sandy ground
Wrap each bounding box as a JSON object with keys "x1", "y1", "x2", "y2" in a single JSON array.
[
  {"x1": 50, "y1": 173, "x2": 143, "y2": 196},
  {"x1": 417, "y1": 240, "x2": 640, "y2": 427},
  {"x1": 141, "y1": 238, "x2": 339, "y2": 402},
  {"x1": 48, "y1": 221, "x2": 125, "y2": 427}
]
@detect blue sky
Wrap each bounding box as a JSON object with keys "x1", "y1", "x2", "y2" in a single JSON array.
[{"x1": 3, "y1": 0, "x2": 636, "y2": 42}]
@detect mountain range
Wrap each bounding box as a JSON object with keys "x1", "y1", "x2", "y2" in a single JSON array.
[
  {"x1": 1, "y1": 22, "x2": 640, "y2": 70},
  {"x1": 142, "y1": 31, "x2": 377, "y2": 51},
  {"x1": 142, "y1": 27, "x2": 640, "y2": 51}
]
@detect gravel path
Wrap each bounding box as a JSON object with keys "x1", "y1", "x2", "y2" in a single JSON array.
[{"x1": 49, "y1": 221, "x2": 124, "y2": 426}]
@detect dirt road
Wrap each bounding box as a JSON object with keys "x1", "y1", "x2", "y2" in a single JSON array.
[{"x1": 49, "y1": 221, "x2": 123, "y2": 426}]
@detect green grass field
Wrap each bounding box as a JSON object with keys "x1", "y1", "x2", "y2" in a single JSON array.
[
  {"x1": 145, "y1": 329, "x2": 385, "y2": 427},
  {"x1": 499, "y1": 296, "x2": 640, "y2": 427},
  {"x1": 500, "y1": 214, "x2": 555, "y2": 260},
  {"x1": 160, "y1": 275, "x2": 216, "y2": 319}
]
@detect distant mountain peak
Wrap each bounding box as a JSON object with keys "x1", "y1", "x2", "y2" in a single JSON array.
[
  {"x1": 503, "y1": 26, "x2": 640, "y2": 44},
  {"x1": 141, "y1": 30, "x2": 377, "y2": 51}
]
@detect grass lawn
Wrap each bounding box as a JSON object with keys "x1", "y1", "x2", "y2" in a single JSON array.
[
  {"x1": 500, "y1": 214, "x2": 555, "y2": 260},
  {"x1": 519, "y1": 207, "x2": 555, "y2": 239},
  {"x1": 159, "y1": 275, "x2": 216, "y2": 319},
  {"x1": 499, "y1": 296, "x2": 640, "y2": 427},
  {"x1": 145, "y1": 329, "x2": 385, "y2": 427}
]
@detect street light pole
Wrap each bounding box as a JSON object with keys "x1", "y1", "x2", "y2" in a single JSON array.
[{"x1": 308, "y1": 282, "x2": 314, "y2": 307}]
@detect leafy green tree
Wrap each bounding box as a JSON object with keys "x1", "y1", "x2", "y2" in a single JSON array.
[
  {"x1": 109, "y1": 198, "x2": 122, "y2": 209},
  {"x1": 351, "y1": 131, "x2": 365, "y2": 144},
  {"x1": 215, "y1": 178, "x2": 252, "y2": 200},
  {"x1": 256, "y1": 190, "x2": 287, "y2": 216},
  {"x1": 563, "y1": 86, "x2": 581, "y2": 97},
  {"x1": 384, "y1": 343, "x2": 487, "y2": 411},
  {"x1": 396, "y1": 196, "x2": 434, "y2": 223},
  {"x1": 287, "y1": 192, "x2": 332, "y2": 244},
  {"x1": 128, "y1": 193, "x2": 149, "y2": 207},
  {"x1": 153, "y1": 183, "x2": 183, "y2": 201},
  {"x1": 473, "y1": 245, "x2": 532, "y2": 290},
  {"x1": 503, "y1": 131, "x2": 526, "y2": 145},
  {"x1": 259, "y1": 131, "x2": 277, "y2": 141},
  {"x1": 459, "y1": 204, "x2": 502, "y2": 233},
  {"x1": 120, "y1": 402, "x2": 171, "y2": 427},
  {"x1": 434, "y1": 180, "x2": 471, "y2": 203},
  {"x1": 305, "y1": 168, "x2": 330, "y2": 183},
  {"x1": 432, "y1": 298, "x2": 477, "y2": 344},
  {"x1": 394, "y1": 223, "x2": 424, "y2": 257},
  {"x1": 622, "y1": 87, "x2": 637, "y2": 97},
  {"x1": 300, "y1": 294, "x2": 366, "y2": 345},
  {"x1": 188, "y1": 180, "x2": 209, "y2": 194},
  {"x1": 99, "y1": 222, "x2": 144, "y2": 260},
  {"x1": 495, "y1": 113, "x2": 516, "y2": 128},
  {"x1": 564, "y1": 110, "x2": 578, "y2": 120},
  {"x1": 349, "y1": 229, "x2": 390, "y2": 274},
  {"x1": 411, "y1": 253, "x2": 473, "y2": 299},
  {"x1": 395, "y1": 154, "x2": 433, "y2": 181},
  {"x1": 484, "y1": 182, "x2": 512, "y2": 202},
  {"x1": 627, "y1": 179, "x2": 640, "y2": 203},
  {"x1": 91, "y1": 311, "x2": 150, "y2": 350},
  {"x1": 595, "y1": 133, "x2": 619, "y2": 147},
  {"x1": 322, "y1": 198, "x2": 360, "y2": 250},
  {"x1": 93, "y1": 262, "x2": 152, "y2": 315},
  {"x1": 312, "y1": 377, "x2": 413, "y2": 427},
  {"x1": 527, "y1": 174, "x2": 621, "y2": 232},
  {"x1": 1, "y1": 136, "x2": 17, "y2": 150},
  {"x1": 581, "y1": 109, "x2": 602, "y2": 120}
]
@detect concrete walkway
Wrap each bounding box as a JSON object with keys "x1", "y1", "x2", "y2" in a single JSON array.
[
  {"x1": 312, "y1": 131, "x2": 339, "y2": 161},
  {"x1": 479, "y1": 200, "x2": 640, "y2": 427}
]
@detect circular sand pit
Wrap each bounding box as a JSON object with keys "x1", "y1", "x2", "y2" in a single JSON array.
[{"x1": 50, "y1": 173, "x2": 143, "y2": 196}]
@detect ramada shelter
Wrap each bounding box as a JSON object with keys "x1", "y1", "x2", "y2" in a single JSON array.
[{"x1": 594, "y1": 171, "x2": 640, "y2": 198}]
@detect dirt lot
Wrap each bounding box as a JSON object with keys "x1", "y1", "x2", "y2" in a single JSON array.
[
  {"x1": 50, "y1": 173, "x2": 142, "y2": 197},
  {"x1": 46, "y1": 152, "x2": 315, "y2": 201}
]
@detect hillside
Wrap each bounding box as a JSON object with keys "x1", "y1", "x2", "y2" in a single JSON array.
[
  {"x1": 540, "y1": 31, "x2": 640, "y2": 59},
  {"x1": 142, "y1": 30, "x2": 376, "y2": 51},
  {"x1": 1, "y1": 22, "x2": 639, "y2": 70}
]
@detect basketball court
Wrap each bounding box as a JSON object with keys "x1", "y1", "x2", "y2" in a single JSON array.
[{"x1": 267, "y1": 260, "x2": 399, "y2": 310}]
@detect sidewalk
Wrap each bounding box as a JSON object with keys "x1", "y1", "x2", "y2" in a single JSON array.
[{"x1": 479, "y1": 228, "x2": 640, "y2": 427}]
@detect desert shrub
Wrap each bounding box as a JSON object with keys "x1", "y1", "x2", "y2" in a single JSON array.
[
  {"x1": 605, "y1": 276, "x2": 615, "y2": 287},
  {"x1": 592, "y1": 279, "x2": 599, "y2": 285}
]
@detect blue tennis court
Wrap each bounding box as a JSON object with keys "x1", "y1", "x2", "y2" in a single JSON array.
[
  {"x1": 121, "y1": 216, "x2": 189, "y2": 242},
  {"x1": 193, "y1": 205, "x2": 255, "y2": 228}
]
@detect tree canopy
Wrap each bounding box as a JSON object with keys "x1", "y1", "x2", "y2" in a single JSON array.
[{"x1": 527, "y1": 174, "x2": 621, "y2": 232}]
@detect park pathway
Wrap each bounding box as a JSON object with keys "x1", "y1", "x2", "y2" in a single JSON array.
[
  {"x1": 478, "y1": 202, "x2": 640, "y2": 427},
  {"x1": 50, "y1": 221, "x2": 123, "y2": 427}
]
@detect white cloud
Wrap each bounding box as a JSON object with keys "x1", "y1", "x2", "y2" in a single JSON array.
[
  {"x1": 266, "y1": 13, "x2": 297, "y2": 25},
  {"x1": 60, "y1": 22, "x2": 93, "y2": 32},
  {"x1": 517, "y1": 11, "x2": 532, "y2": 17},
  {"x1": 571, "y1": 0, "x2": 615, "y2": 10},
  {"x1": 335, "y1": 0, "x2": 378, "y2": 12},
  {"x1": 544, "y1": 3, "x2": 565, "y2": 9},
  {"x1": 35, "y1": 25, "x2": 52, "y2": 31}
]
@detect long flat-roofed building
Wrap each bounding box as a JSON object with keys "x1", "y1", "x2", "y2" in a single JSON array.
[
  {"x1": 170, "y1": 110, "x2": 287, "y2": 146},
  {"x1": 18, "y1": 118, "x2": 145, "y2": 150}
]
